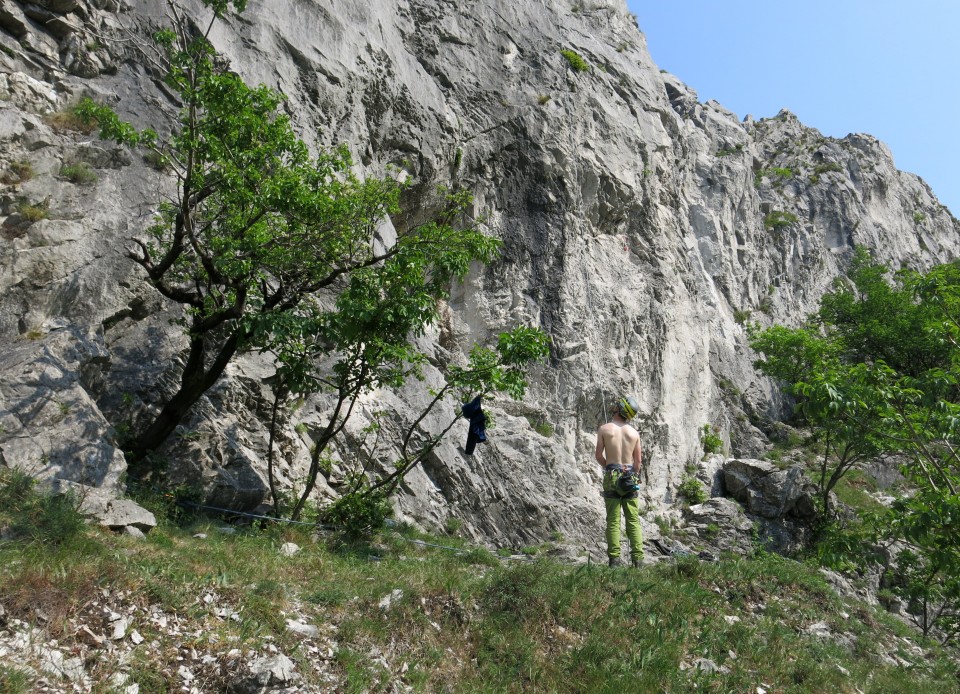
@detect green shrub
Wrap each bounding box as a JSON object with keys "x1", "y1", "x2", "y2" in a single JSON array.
[
  {"x1": 59, "y1": 162, "x2": 98, "y2": 185},
  {"x1": 701, "y1": 424, "x2": 723, "y2": 455},
  {"x1": 537, "y1": 94, "x2": 551, "y2": 105},
  {"x1": 814, "y1": 162, "x2": 842, "y2": 175},
  {"x1": 526, "y1": 415, "x2": 554, "y2": 437},
  {"x1": 445, "y1": 516, "x2": 463, "y2": 535},
  {"x1": 560, "y1": 49, "x2": 589, "y2": 72},
  {"x1": 321, "y1": 489, "x2": 392, "y2": 538},
  {"x1": 754, "y1": 167, "x2": 794, "y2": 188},
  {"x1": 677, "y1": 475, "x2": 707, "y2": 505},
  {"x1": 716, "y1": 144, "x2": 744, "y2": 157},
  {"x1": 913, "y1": 211, "x2": 926, "y2": 225},
  {"x1": 142, "y1": 149, "x2": 170, "y2": 171},
  {"x1": 764, "y1": 210, "x2": 798, "y2": 230}
]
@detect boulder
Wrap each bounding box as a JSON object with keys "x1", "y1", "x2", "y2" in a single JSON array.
[
  {"x1": 684, "y1": 497, "x2": 755, "y2": 554},
  {"x1": 95, "y1": 498, "x2": 156, "y2": 532},
  {"x1": 723, "y1": 459, "x2": 817, "y2": 519}
]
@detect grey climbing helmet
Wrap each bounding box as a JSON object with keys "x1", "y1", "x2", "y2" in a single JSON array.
[{"x1": 617, "y1": 396, "x2": 640, "y2": 420}]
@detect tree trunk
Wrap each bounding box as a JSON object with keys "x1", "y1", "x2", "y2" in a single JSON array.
[{"x1": 126, "y1": 330, "x2": 243, "y2": 475}]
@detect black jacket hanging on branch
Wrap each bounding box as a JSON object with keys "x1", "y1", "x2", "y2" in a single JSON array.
[{"x1": 461, "y1": 395, "x2": 487, "y2": 455}]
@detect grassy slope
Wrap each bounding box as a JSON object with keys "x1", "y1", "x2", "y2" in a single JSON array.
[{"x1": 1, "y1": 491, "x2": 957, "y2": 694}]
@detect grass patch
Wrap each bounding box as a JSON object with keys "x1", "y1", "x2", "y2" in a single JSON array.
[
  {"x1": 59, "y1": 162, "x2": 98, "y2": 185},
  {"x1": 43, "y1": 106, "x2": 97, "y2": 134},
  {"x1": 0, "y1": 478, "x2": 958, "y2": 691},
  {"x1": 0, "y1": 664, "x2": 32, "y2": 693},
  {"x1": 0, "y1": 159, "x2": 34, "y2": 184},
  {"x1": 16, "y1": 198, "x2": 49, "y2": 222}
]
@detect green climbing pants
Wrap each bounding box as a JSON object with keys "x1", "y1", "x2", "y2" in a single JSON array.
[{"x1": 605, "y1": 496, "x2": 643, "y2": 562}]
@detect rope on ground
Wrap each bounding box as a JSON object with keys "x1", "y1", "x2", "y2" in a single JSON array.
[
  {"x1": 174, "y1": 499, "x2": 479, "y2": 555},
  {"x1": 174, "y1": 498, "x2": 327, "y2": 528}
]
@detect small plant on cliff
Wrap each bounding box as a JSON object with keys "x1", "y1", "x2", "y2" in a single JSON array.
[
  {"x1": 560, "y1": 48, "x2": 589, "y2": 72},
  {"x1": 677, "y1": 475, "x2": 707, "y2": 505},
  {"x1": 43, "y1": 106, "x2": 97, "y2": 135},
  {"x1": 764, "y1": 210, "x2": 798, "y2": 230},
  {"x1": 1, "y1": 159, "x2": 34, "y2": 184},
  {"x1": 59, "y1": 162, "x2": 98, "y2": 185},
  {"x1": 701, "y1": 424, "x2": 722, "y2": 455},
  {"x1": 16, "y1": 198, "x2": 48, "y2": 222}
]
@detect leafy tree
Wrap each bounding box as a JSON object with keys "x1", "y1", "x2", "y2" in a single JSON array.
[
  {"x1": 816, "y1": 247, "x2": 950, "y2": 375},
  {"x1": 79, "y1": 0, "x2": 549, "y2": 513},
  {"x1": 751, "y1": 248, "x2": 960, "y2": 639},
  {"x1": 749, "y1": 322, "x2": 883, "y2": 515}
]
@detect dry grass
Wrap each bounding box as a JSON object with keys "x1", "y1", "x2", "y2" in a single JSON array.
[{"x1": 43, "y1": 108, "x2": 97, "y2": 135}]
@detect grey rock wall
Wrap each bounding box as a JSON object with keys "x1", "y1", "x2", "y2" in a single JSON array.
[{"x1": 1, "y1": 0, "x2": 957, "y2": 551}]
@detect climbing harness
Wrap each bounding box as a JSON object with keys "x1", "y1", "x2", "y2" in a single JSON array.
[{"x1": 601, "y1": 463, "x2": 639, "y2": 500}]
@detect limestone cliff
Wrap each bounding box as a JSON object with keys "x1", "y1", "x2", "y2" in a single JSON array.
[{"x1": 1, "y1": 0, "x2": 957, "y2": 551}]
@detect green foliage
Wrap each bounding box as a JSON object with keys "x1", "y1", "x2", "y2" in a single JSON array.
[
  {"x1": 525, "y1": 415, "x2": 554, "y2": 437},
  {"x1": 560, "y1": 48, "x2": 590, "y2": 72},
  {"x1": 677, "y1": 475, "x2": 707, "y2": 505},
  {"x1": 814, "y1": 162, "x2": 842, "y2": 175},
  {"x1": 755, "y1": 167, "x2": 794, "y2": 188},
  {"x1": 914, "y1": 210, "x2": 927, "y2": 225},
  {"x1": 763, "y1": 210, "x2": 798, "y2": 230},
  {"x1": 752, "y1": 247, "x2": 960, "y2": 638},
  {"x1": 0, "y1": 664, "x2": 32, "y2": 693},
  {"x1": 701, "y1": 424, "x2": 722, "y2": 455},
  {"x1": 320, "y1": 488, "x2": 392, "y2": 538},
  {"x1": 444, "y1": 516, "x2": 463, "y2": 535},
  {"x1": 0, "y1": 468, "x2": 85, "y2": 545},
  {"x1": 59, "y1": 162, "x2": 98, "y2": 185},
  {"x1": 537, "y1": 93, "x2": 551, "y2": 105}
]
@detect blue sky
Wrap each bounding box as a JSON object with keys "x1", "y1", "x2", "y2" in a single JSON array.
[{"x1": 627, "y1": 1, "x2": 960, "y2": 215}]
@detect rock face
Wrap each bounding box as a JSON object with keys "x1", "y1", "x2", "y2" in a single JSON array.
[{"x1": 1, "y1": 0, "x2": 958, "y2": 549}]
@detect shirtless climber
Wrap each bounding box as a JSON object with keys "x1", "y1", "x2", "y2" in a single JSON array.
[{"x1": 595, "y1": 395, "x2": 643, "y2": 567}]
